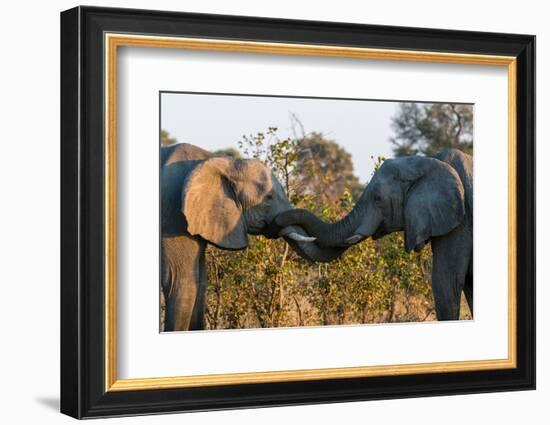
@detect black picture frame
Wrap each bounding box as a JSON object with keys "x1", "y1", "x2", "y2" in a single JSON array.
[{"x1": 60, "y1": 5, "x2": 535, "y2": 419}]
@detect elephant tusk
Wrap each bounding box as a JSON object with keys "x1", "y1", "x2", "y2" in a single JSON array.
[
  {"x1": 277, "y1": 226, "x2": 294, "y2": 237},
  {"x1": 344, "y1": 234, "x2": 365, "y2": 244},
  {"x1": 285, "y1": 232, "x2": 317, "y2": 242}
]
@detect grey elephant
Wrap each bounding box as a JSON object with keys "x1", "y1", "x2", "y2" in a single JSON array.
[
  {"x1": 274, "y1": 149, "x2": 473, "y2": 321},
  {"x1": 161, "y1": 143, "x2": 343, "y2": 331}
]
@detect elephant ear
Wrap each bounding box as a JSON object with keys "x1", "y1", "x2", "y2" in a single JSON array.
[
  {"x1": 401, "y1": 156, "x2": 466, "y2": 252},
  {"x1": 182, "y1": 157, "x2": 248, "y2": 250}
]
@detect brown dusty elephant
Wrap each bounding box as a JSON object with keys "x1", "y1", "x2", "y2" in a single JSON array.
[
  {"x1": 274, "y1": 149, "x2": 473, "y2": 321},
  {"x1": 161, "y1": 143, "x2": 344, "y2": 331}
]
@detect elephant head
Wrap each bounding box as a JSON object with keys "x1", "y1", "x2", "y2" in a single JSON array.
[
  {"x1": 274, "y1": 153, "x2": 466, "y2": 253},
  {"x1": 177, "y1": 156, "x2": 345, "y2": 261}
]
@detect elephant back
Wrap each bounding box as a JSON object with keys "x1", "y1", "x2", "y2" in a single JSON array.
[
  {"x1": 161, "y1": 143, "x2": 212, "y2": 167},
  {"x1": 432, "y1": 149, "x2": 473, "y2": 217}
]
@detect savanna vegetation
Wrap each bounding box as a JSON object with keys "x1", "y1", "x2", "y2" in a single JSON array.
[{"x1": 161, "y1": 102, "x2": 473, "y2": 329}]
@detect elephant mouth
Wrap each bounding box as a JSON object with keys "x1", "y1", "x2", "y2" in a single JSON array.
[
  {"x1": 372, "y1": 224, "x2": 388, "y2": 240},
  {"x1": 347, "y1": 223, "x2": 387, "y2": 245},
  {"x1": 372, "y1": 222, "x2": 392, "y2": 240},
  {"x1": 371, "y1": 221, "x2": 408, "y2": 241},
  {"x1": 262, "y1": 219, "x2": 283, "y2": 239}
]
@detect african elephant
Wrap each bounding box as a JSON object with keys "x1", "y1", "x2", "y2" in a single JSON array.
[
  {"x1": 161, "y1": 143, "x2": 343, "y2": 331},
  {"x1": 274, "y1": 149, "x2": 473, "y2": 321}
]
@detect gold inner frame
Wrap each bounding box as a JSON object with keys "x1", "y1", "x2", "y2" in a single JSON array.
[{"x1": 104, "y1": 33, "x2": 517, "y2": 392}]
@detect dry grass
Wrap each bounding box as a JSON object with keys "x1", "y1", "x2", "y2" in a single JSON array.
[{"x1": 159, "y1": 285, "x2": 473, "y2": 331}]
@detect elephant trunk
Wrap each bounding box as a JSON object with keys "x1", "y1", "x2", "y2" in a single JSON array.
[
  {"x1": 274, "y1": 190, "x2": 369, "y2": 247},
  {"x1": 280, "y1": 225, "x2": 347, "y2": 263},
  {"x1": 262, "y1": 204, "x2": 347, "y2": 263}
]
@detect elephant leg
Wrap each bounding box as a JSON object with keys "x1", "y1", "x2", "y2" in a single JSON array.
[
  {"x1": 431, "y1": 225, "x2": 472, "y2": 321},
  {"x1": 162, "y1": 235, "x2": 206, "y2": 331},
  {"x1": 431, "y1": 265, "x2": 462, "y2": 320},
  {"x1": 189, "y1": 251, "x2": 208, "y2": 330},
  {"x1": 463, "y1": 271, "x2": 473, "y2": 317}
]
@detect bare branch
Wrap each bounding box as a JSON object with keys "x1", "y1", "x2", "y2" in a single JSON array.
[{"x1": 450, "y1": 104, "x2": 463, "y2": 142}]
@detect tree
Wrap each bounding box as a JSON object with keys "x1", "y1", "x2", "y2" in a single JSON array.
[
  {"x1": 390, "y1": 103, "x2": 473, "y2": 157},
  {"x1": 294, "y1": 132, "x2": 363, "y2": 206},
  {"x1": 235, "y1": 128, "x2": 362, "y2": 205},
  {"x1": 160, "y1": 129, "x2": 178, "y2": 147}
]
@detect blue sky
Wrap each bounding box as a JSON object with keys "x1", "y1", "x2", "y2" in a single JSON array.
[{"x1": 161, "y1": 92, "x2": 399, "y2": 182}]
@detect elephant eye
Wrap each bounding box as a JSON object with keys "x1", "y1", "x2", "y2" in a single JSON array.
[
  {"x1": 374, "y1": 194, "x2": 382, "y2": 202},
  {"x1": 266, "y1": 193, "x2": 273, "y2": 201}
]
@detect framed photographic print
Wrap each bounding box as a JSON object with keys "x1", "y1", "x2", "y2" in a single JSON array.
[{"x1": 60, "y1": 6, "x2": 535, "y2": 419}]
